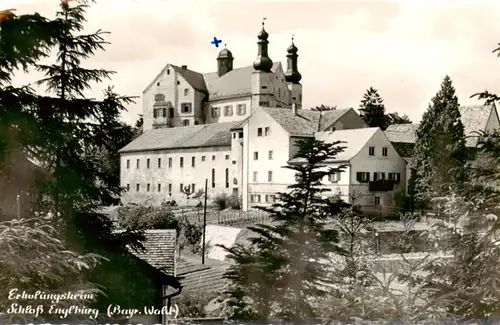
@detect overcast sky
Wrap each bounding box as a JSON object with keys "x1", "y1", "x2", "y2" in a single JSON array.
[{"x1": 5, "y1": 0, "x2": 500, "y2": 125}]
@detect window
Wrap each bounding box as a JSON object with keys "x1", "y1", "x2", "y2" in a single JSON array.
[
  {"x1": 389, "y1": 172, "x2": 401, "y2": 183},
  {"x1": 180, "y1": 183, "x2": 184, "y2": 193},
  {"x1": 328, "y1": 172, "x2": 341, "y2": 183},
  {"x1": 253, "y1": 171, "x2": 258, "y2": 182},
  {"x1": 183, "y1": 119, "x2": 190, "y2": 126},
  {"x1": 180, "y1": 157, "x2": 184, "y2": 168},
  {"x1": 177, "y1": 80, "x2": 180, "y2": 85},
  {"x1": 262, "y1": 86, "x2": 267, "y2": 89},
  {"x1": 158, "y1": 158, "x2": 161, "y2": 168},
  {"x1": 237, "y1": 104, "x2": 246, "y2": 115},
  {"x1": 167, "y1": 69, "x2": 170, "y2": 75},
  {"x1": 374, "y1": 196, "x2": 381, "y2": 205},
  {"x1": 268, "y1": 171, "x2": 273, "y2": 182},
  {"x1": 232, "y1": 160, "x2": 236, "y2": 165},
  {"x1": 259, "y1": 101, "x2": 269, "y2": 107},
  {"x1": 136, "y1": 159, "x2": 140, "y2": 169},
  {"x1": 233, "y1": 133, "x2": 236, "y2": 139},
  {"x1": 211, "y1": 169, "x2": 215, "y2": 188},
  {"x1": 147, "y1": 183, "x2": 151, "y2": 192},
  {"x1": 184, "y1": 88, "x2": 189, "y2": 96},
  {"x1": 257, "y1": 128, "x2": 263, "y2": 136},
  {"x1": 168, "y1": 183, "x2": 172, "y2": 193},
  {"x1": 126, "y1": 159, "x2": 130, "y2": 169},
  {"x1": 211, "y1": 106, "x2": 220, "y2": 118},
  {"x1": 158, "y1": 184, "x2": 161, "y2": 192},
  {"x1": 369, "y1": 146, "x2": 375, "y2": 156},
  {"x1": 194, "y1": 120, "x2": 199, "y2": 125},
  {"x1": 191, "y1": 183, "x2": 195, "y2": 193},
  {"x1": 256, "y1": 194, "x2": 261, "y2": 203},
  {"x1": 153, "y1": 108, "x2": 158, "y2": 118},
  {"x1": 154, "y1": 94, "x2": 165, "y2": 102},
  {"x1": 181, "y1": 103, "x2": 192, "y2": 113},
  {"x1": 253, "y1": 152, "x2": 258, "y2": 160},
  {"x1": 126, "y1": 184, "x2": 130, "y2": 191},
  {"x1": 157, "y1": 82, "x2": 160, "y2": 86},
  {"x1": 224, "y1": 105, "x2": 233, "y2": 116},
  {"x1": 168, "y1": 157, "x2": 172, "y2": 167},
  {"x1": 278, "y1": 88, "x2": 281, "y2": 97},
  {"x1": 238, "y1": 132, "x2": 243, "y2": 138},
  {"x1": 382, "y1": 147, "x2": 388, "y2": 156},
  {"x1": 356, "y1": 172, "x2": 370, "y2": 183},
  {"x1": 202, "y1": 156, "x2": 206, "y2": 162},
  {"x1": 136, "y1": 184, "x2": 140, "y2": 191},
  {"x1": 250, "y1": 194, "x2": 262, "y2": 203},
  {"x1": 162, "y1": 108, "x2": 166, "y2": 117},
  {"x1": 225, "y1": 155, "x2": 229, "y2": 160},
  {"x1": 264, "y1": 127, "x2": 270, "y2": 136},
  {"x1": 374, "y1": 172, "x2": 386, "y2": 181},
  {"x1": 191, "y1": 156, "x2": 195, "y2": 167},
  {"x1": 268, "y1": 150, "x2": 273, "y2": 160},
  {"x1": 265, "y1": 194, "x2": 276, "y2": 203},
  {"x1": 212, "y1": 155, "x2": 216, "y2": 161},
  {"x1": 146, "y1": 158, "x2": 150, "y2": 169},
  {"x1": 225, "y1": 168, "x2": 229, "y2": 188}
]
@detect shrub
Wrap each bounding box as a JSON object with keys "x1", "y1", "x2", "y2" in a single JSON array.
[
  {"x1": 175, "y1": 292, "x2": 218, "y2": 318},
  {"x1": 228, "y1": 195, "x2": 241, "y2": 210},
  {"x1": 184, "y1": 221, "x2": 203, "y2": 253},
  {"x1": 118, "y1": 205, "x2": 181, "y2": 236},
  {"x1": 213, "y1": 193, "x2": 229, "y2": 210}
]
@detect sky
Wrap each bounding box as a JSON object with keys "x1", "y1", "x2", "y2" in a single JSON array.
[{"x1": 5, "y1": 0, "x2": 500, "y2": 125}]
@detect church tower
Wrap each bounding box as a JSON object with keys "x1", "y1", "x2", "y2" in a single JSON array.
[
  {"x1": 251, "y1": 19, "x2": 275, "y2": 110},
  {"x1": 285, "y1": 36, "x2": 302, "y2": 109},
  {"x1": 217, "y1": 44, "x2": 233, "y2": 77}
]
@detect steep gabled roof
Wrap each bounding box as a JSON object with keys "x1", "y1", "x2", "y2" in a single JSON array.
[
  {"x1": 129, "y1": 229, "x2": 177, "y2": 276},
  {"x1": 262, "y1": 107, "x2": 353, "y2": 136},
  {"x1": 119, "y1": 122, "x2": 239, "y2": 153}
]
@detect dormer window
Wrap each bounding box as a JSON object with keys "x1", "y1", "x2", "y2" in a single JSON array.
[
  {"x1": 224, "y1": 105, "x2": 233, "y2": 116},
  {"x1": 154, "y1": 94, "x2": 165, "y2": 102}
]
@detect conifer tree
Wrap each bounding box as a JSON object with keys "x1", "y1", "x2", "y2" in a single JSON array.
[
  {"x1": 410, "y1": 76, "x2": 467, "y2": 208},
  {"x1": 359, "y1": 87, "x2": 388, "y2": 130},
  {"x1": 222, "y1": 138, "x2": 347, "y2": 321}
]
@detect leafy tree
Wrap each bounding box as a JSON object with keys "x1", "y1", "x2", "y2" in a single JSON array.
[
  {"x1": 222, "y1": 137, "x2": 348, "y2": 321},
  {"x1": 410, "y1": 76, "x2": 467, "y2": 209},
  {"x1": 387, "y1": 112, "x2": 412, "y2": 126},
  {"x1": 359, "y1": 87, "x2": 388, "y2": 130}
]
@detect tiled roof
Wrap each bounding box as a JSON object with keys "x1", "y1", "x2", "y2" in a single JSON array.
[
  {"x1": 128, "y1": 229, "x2": 177, "y2": 276},
  {"x1": 314, "y1": 128, "x2": 379, "y2": 162},
  {"x1": 171, "y1": 65, "x2": 208, "y2": 93},
  {"x1": 459, "y1": 104, "x2": 494, "y2": 147},
  {"x1": 262, "y1": 107, "x2": 353, "y2": 136},
  {"x1": 176, "y1": 260, "x2": 229, "y2": 295},
  {"x1": 119, "y1": 122, "x2": 239, "y2": 153},
  {"x1": 202, "y1": 63, "x2": 280, "y2": 100},
  {"x1": 384, "y1": 130, "x2": 416, "y2": 143},
  {"x1": 289, "y1": 128, "x2": 379, "y2": 163}
]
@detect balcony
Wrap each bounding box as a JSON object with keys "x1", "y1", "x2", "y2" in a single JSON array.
[{"x1": 368, "y1": 179, "x2": 396, "y2": 192}]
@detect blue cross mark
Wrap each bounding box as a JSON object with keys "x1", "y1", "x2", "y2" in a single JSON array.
[{"x1": 211, "y1": 37, "x2": 222, "y2": 48}]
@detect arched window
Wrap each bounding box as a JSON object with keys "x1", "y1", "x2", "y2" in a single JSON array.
[
  {"x1": 183, "y1": 119, "x2": 190, "y2": 126},
  {"x1": 211, "y1": 169, "x2": 215, "y2": 188},
  {"x1": 225, "y1": 168, "x2": 229, "y2": 188}
]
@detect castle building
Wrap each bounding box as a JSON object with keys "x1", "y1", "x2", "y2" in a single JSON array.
[
  {"x1": 120, "y1": 22, "x2": 407, "y2": 211},
  {"x1": 141, "y1": 21, "x2": 303, "y2": 131}
]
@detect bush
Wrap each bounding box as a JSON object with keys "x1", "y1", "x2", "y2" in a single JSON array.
[
  {"x1": 228, "y1": 195, "x2": 241, "y2": 210},
  {"x1": 184, "y1": 221, "x2": 203, "y2": 253},
  {"x1": 213, "y1": 193, "x2": 229, "y2": 210},
  {"x1": 118, "y1": 205, "x2": 181, "y2": 236},
  {"x1": 175, "y1": 292, "x2": 218, "y2": 318}
]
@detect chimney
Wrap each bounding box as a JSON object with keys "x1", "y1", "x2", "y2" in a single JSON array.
[
  {"x1": 181, "y1": 65, "x2": 187, "y2": 69},
  {"x1": 292, "y1": 103, "x2": 297, "y2": 115}
]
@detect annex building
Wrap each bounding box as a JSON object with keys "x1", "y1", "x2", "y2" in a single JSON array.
[{"x1": 119, "y1": 22, "x2": 409, "y2": 211}]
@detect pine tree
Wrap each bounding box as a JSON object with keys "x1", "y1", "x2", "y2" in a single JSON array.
[
  {"x1": 222, "y1": 138, "x2": 347, "y2": 321},
  {"x1": 410, "y1": 76, "x2": 467, "y2": 209},
  {"x1": 2, "y1": 0, "x2": 156, "y2": 311},
  {"x1": 359, "y1": 87, "x2": 388, "y2": 130}
]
